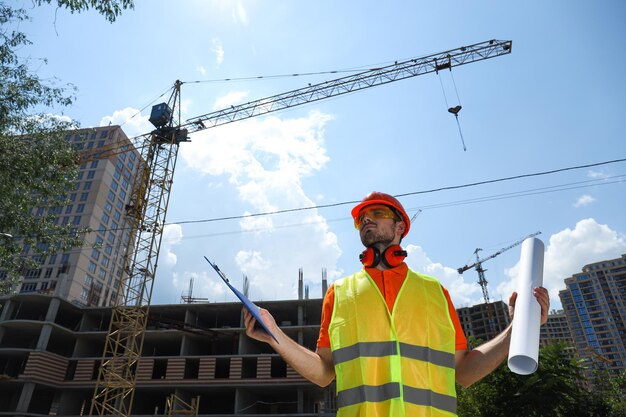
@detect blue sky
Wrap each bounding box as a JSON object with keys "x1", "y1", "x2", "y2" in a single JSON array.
[{"x1": 20, "y1": 1, "x2": 626, "y2": 309}]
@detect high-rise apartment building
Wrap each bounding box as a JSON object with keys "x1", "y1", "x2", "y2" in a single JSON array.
[
  {"x1": 3, "y1": 126, "x2": 139, "y2": 307},
  {"x1": 540, "y1": 310, "x2": 574, "y2": 347},
  {"x1": 559, "y1": 254, "x2": 626, "y2": 375},
  {"x1": 456, "y1": 300, "x2": 511, "y2": 343}
]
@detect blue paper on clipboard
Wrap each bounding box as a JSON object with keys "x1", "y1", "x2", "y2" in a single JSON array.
[{"x1": 204, "y1": 256, "x2": 278, "y2": 343}]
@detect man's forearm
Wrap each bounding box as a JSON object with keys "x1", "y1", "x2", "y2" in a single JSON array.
[
  {"x1": 270, "y1": 329, "x2": 335, "y2": 387},
  {"x1": 455, "y1": 324, "x2": 512, "y2": 388}
]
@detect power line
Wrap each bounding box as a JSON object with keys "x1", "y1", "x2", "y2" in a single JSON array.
[
  {"x1": 170, "y1": 158, "x2": 626, "y2": 226},
  {"x1": 175, "y1": 174, "x2": 625, "y2": 240},
  {"x1": 6, "y1": 159, "x2": 624, "y2": 242}
]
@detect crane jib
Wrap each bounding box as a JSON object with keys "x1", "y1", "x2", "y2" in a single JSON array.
[{"x1": 184, "y1": 39, "x2": 512, "y2": 133}]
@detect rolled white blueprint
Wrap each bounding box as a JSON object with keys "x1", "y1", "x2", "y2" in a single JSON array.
[{"x1": 508, "y1": 237, "x2": 544, "y2": 375}]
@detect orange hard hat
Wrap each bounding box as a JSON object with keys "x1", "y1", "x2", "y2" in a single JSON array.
[{"x1": 351, "y1": 191, "x2": 410, "y2": 237}]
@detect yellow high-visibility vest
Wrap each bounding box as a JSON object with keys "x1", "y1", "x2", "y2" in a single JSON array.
[{"x1": 329, "y1": 269, "x2": 457, "y2": 417}]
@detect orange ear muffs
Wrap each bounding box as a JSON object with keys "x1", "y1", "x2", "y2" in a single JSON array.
[
  {"x1": 360, "y1": 245, "x2": 407, "y2": 268},
  {"x1": 382, "y1": 245, "x2": 408, "y2": 268},
  {"x1": 359, "y1": 247, "x2": 380, "y2": 267}
]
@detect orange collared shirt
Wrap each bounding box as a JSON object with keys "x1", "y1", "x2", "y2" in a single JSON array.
[{"x1": 317, "y1": 263, "x2": 468, "y2": 350}]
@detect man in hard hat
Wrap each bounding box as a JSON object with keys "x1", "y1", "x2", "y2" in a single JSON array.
[{"x1": 244, "y1": 191, "x2": 550, "y2": 417}]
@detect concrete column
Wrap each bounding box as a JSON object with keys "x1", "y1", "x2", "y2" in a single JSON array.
[
  {"x1": 0, "y1": 299, "x2": 14, "y2": 343},
  {"x1": 16, "y1": 382, "x2": 35, "y2": 413},
  {"x1": 45, "y1": 298, "x2": 60, "y2": 322},
  {"x1": 0, "y1": 298, "x2": 14, "y2": 321},
  {"x1": 36, "y1": 324, "x2": 53, "y2": 351}
]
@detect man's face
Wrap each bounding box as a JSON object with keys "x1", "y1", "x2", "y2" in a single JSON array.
[{"x1": 356, "y1": 204, "x2": 404, "y2": 247}]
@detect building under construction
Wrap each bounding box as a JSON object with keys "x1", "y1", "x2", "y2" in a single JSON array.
[{"x1": 0, "y1": 290, "x2": 335, "y2": 416}]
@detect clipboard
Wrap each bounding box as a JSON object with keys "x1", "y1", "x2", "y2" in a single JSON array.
[{"x1": 204, "y1": 256, "x2": 279, "y2": 343}]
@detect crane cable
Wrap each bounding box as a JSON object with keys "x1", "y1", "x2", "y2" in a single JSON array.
[{"x1": 437, "y1": 68, "x2": 467, "y2": 151}]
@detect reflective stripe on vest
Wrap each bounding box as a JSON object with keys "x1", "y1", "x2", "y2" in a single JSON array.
[{"x1": 329, "y1": 269, "x2": 457, "y2": 417}]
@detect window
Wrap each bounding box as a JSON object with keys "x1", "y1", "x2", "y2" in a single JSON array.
[
  {"x1": 113, "y1": 210, "x2": 121, "y2": 221},
  {"x1": 114, "y1": 170, "x2": 121, "y2": 180},
  {"x1": 62, "y1": 216, "x2": 70, "y2": 225},
  {"x1": 80, "y1": 288, "x2": 89, "y2": 301},
  {"x1": 69, "y1": 193, "x2": 77, "y2": 202},
  {"x1": 65, "y1": 205, "x2": 73, "y2": 214},
  {"x1": 87, "y1": 170, "x2": 96, "y2": 179},
  {"x1": 84, "y1": 275, "x2": 93, "y2": 286},
  {"x1": 77, "y1": 204, "x2": 85, "y2": 213},
  {"x1": 101, "y1": 257, "x2": 109, "y2": 268},
  {"x1": 111, "y1": 181, "x2": 118, "y2": 192},
  {"x1": 90, "y1": 161, "x2": 98, "y2": 169},
  {"x1": 122, "y1": 179, "x2": 129, "y2": 190},
  {"x1": 104, "y1": 245, "x2": 113, "y2": 256},
  {"x1": 97, "y1": 140, "x2": 105, "y2": 148},
  {"x1": 84, "y1": 181, "x2": 92, "y2": 190},
  {"x1": 80, "y1": 192, "x2": 89, "y2": 201},
  {"x1": 44, "y1": 268, "x2": 53, "y2": 279},
  {"x1": 36, "y1": 207, "x2": 45, "y2": 216},
  {"x1": 49, "y1": 254, "x2": 57, "y2": 265},
  {"x1": 25, "y1": 268, "x2": 40, "y2": 279},
  {"x1": 104, "y1": 202, "x2": 112, "y2": 213},
  {"x1": 88, "y1": 262, "x2": 97, "y2": 273},
  {"x1": 91, "y1": 249, "x2": 100, "y2": 261},
  {"x1": 20, "y1": 283, "x2": 37, "y2": 293},
  {"x1": 100, "y1": 130, "x2": 108, "y2": 139},
  {"x1": 101, "y1": 213, "x2": 110, "y2": 224},
  {"x1": 73, "y1": 216, "x2": 81, "y2": 225},
  {"x1": 119, "y1": 190, "x2": 126, "y2": 202},
  {"x1": 98, "y1": 268, "x2": 106, "y2": 280},
  {"x1": 116, "y1": 160, "x2": 124, "y2": 170},
  {"x1": 86, "y1": 141, "x2": 94, "y2": 149}
]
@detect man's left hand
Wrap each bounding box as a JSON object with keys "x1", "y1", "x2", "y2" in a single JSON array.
[{"x1": 508, "y1": 287, "x2": 550, "y2": 325}]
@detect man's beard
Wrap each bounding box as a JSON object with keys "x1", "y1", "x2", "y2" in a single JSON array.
[{"x1": 360, "y1": 227, "x2": 395, "y2": 248}]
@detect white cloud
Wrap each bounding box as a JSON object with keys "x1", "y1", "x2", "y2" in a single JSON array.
[
  {"x1": 211, "y1": 38, "x2": 225, "y2": 66},
  {"x1": 213, "y1": 91, "x2": 249, "y2": 111},
  {"x1": 405, "y1": 244, "x2": 482, "y2": 307},
  {"x1": 587, "y1": 170, "x2": 609, "y2": 179},
  {"x1": 196, "y1": 65, "x2": 207, "y2": 75},
  {"x1": 573, "y1": 194, "x2": 595, "y2": 208},
  {"x1": 497, "y1": 218, "x2": 626, "y2": 307},
  {"x1": 179, "y1": 109, "x2": 341, "y2": 301},
  {"x1": 162, "y1": 224, "x2": 183, "y2": 267},
  {"x1": 233, "y1": 2, "x2": 248, "y2": 25},
  {"x1": 100, "y1": 107, "x2": 151, "y2": 138}
]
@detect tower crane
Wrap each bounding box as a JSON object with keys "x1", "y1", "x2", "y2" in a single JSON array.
[
  {"x1": 89, "y1": 39, "x2": 513, "y2": 417},
  {"x1": 457, "y1": 231, "x2": 541, "y2": 336}
]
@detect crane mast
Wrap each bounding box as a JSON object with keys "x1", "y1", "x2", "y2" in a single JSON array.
[{"x1": 90, "y1": 40, "x2": 513, "y2": 416}]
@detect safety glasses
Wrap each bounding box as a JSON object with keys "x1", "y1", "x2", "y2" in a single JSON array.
[{"x1": 354, "y1": 205, "x2": 400, "y2": 229}]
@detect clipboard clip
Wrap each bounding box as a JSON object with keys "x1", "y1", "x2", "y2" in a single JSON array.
[{"x1": 204, "y1": 256, "x2": 229, "y2": 283}]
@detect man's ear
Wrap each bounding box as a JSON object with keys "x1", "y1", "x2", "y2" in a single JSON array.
[{"x1": 395, "y1": 221, "x2": 406, "y2": 237}]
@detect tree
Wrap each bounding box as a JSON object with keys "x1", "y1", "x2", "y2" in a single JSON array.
[
  {"x1": 35, "y1": 0, "x2": 135, "y2": 23},
  {"x1": 457, "y1": 342, "x2": 608, "y2": 417},
  {"x1": 0, "y1": 0, "x2": 134, "y2": 294}
]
